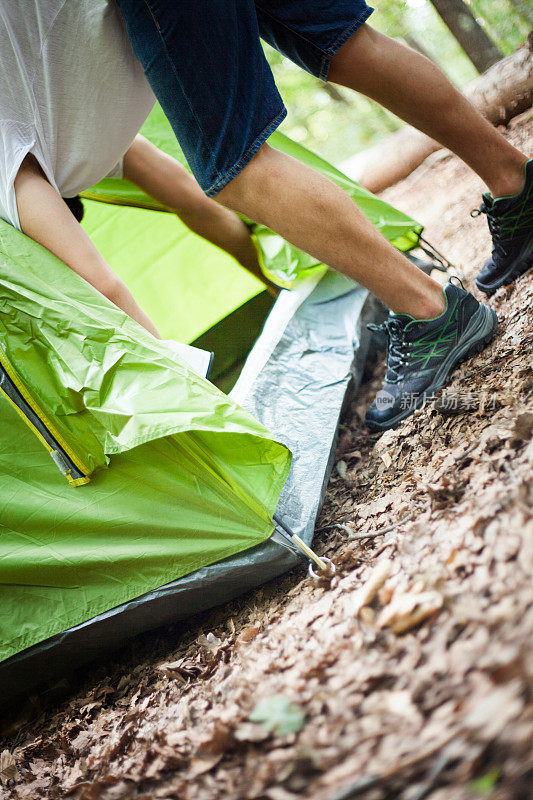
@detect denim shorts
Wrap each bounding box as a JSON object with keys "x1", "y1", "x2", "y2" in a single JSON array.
[{"x1": 117, "y1": 1, "x2": 374, "y2": 196}]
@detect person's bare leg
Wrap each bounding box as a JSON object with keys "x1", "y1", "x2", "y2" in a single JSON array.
[
  {"x1": 15, "y1": 154, "x2": 161, "y2": 338},
  {"x1": 328, "y1": 25, "x2": 528, "y2": 198},
  {"x1": 217, "y1": 143, "x2": 445, "y2": 320},
  {"x1": 124, "y1": 136, "x2": 264, "y2": 283}
]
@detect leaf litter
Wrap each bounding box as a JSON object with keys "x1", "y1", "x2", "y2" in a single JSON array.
[{"x1": 1, "y1": 114, "x2": 532, "y2": 800}]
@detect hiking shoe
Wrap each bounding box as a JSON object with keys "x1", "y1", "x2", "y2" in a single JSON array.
[
  {"x1": 365, "y1": 279, "x2": 498, "y2": 432},
  {"x1": 474, "y1": 159, "x2": 533, "y2": 295}
]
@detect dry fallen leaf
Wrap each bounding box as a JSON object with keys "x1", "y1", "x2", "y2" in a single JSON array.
[
  {"x1": 158, "y1": 657, "x2": 202, "y2": 681},
  {"x1": 0, "y1": 750, "x2": 18, "y2": 786},
  {"x1": 377, "y1": 589, "x2": 443, "y2": 634},
  {"x1": 464, "y1": 681, "x2": 525, "y2": 741},
  {"x1": 380, "y1": 451, "x2": 393, "y2": 468},
  {"x1": 512, "y1": 411, "x2": 533, "y2": 441},
  {"x1": 188, "y1": 751, "x2": 224, "y2": 777},
  {"x1": 343, "y1": 559, "x2": 392, "y2": 616},
  {"x1": 234, "y1": 722, "x2": 271, "y2": 743},
  {"x1": 238, "y1": 624, "x2": 261, "y2": 643},
  {"x1": 197, "y1": 632, "x2": 223, "y2": 654}
]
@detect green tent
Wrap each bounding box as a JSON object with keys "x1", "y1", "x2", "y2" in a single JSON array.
[{"x1": 0, "y1": 106, "x2": 424, "y2": 701}]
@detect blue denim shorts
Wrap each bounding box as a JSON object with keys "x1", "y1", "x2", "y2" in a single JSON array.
[{"x1": 117, "y1": 1, "x2": 374, "y2": 196}]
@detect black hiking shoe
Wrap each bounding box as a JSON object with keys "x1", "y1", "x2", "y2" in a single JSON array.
[
  {"x1": 365, "y1": 279, "x2": 498, "y2": 432},
  {"x1": 474, "y1": 159, "x2": 533, "y2": 295}
]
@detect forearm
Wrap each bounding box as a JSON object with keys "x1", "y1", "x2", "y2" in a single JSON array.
[
  {"x1": 177, "y1": 203, "x2": 263, "y2": 279},
  {"x1": 14, "y1": 155, "x2": 161, "y2": 338},
  {"x1": 123, "y1": 136, "x2": 265, "y2": 282}
]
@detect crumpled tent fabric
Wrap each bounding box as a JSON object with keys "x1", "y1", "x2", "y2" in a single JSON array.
[
  {"x1": 0, "y1": 221, "x2": 291, "y2": 664},
  {"x1": 0, "y1": 271, "x2": 383, "y2": 705},
  {"x1": 0, "y1": 224, "x2": 288, "y2": 474}
]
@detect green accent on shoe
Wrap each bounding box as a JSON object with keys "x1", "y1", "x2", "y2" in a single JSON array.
[
  {"x1": 365, "y1": 280, "x2": 499, "y2": 432},
  {"x1": 404, "y1": 298, "x2": 460, "y2": 370}
]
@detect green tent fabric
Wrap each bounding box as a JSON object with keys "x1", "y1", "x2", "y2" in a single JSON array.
[
  {"x1": 0, "y1": 222, "x2": 291, "y2": 663},
  {"x1": 79, "y1": 200, "x2": 264, "y2": 347},
  {"x1": 0, "y1": 105, "x2": 424, "y2": 667}
]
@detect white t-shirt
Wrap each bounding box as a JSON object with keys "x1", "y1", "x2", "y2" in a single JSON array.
[{"x1": 0, "y1": 0, "x2": 156, "y2": 230}]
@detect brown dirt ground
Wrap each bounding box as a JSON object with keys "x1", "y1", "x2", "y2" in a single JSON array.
[{"x1": 1, "y1": 113, "x2": 532, "y2": 800}]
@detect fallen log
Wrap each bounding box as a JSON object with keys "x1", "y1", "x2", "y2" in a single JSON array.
[{"x1": 358, "y1": 38, "x2": 533, "y2": 194}]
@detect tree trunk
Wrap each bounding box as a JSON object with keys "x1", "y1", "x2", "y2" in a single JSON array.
[
  {"x1": 429, "y1": 0, "x2": 503, "y2": 73},
  {"x1": 357, "y1": 41, "x2": 533, "y2": 194}
]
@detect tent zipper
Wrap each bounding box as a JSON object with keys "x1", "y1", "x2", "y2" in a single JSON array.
[{"x1": 0, "y1": 349, "x2": 90, "y2": 486}]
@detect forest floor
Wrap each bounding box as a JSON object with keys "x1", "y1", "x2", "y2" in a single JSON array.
[{"x1": 2, "y1": 113, "x2": 532, "y2": 800}]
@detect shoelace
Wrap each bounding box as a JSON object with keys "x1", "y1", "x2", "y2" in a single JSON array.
[
  {"x1": 471, "y1": 191, "x2": 533, "y2": 262},
  {"x1": 368, "y1": 306, "x2": 458, "y2": 382},
  {"x1": 471, "y1": 201, "x2": 508, "y2": 260},
  {"x1": 367, "y1": 318, "x2": 411, "y2": 383}
]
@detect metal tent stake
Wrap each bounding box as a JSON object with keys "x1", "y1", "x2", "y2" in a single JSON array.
[{"x1": 272, "y1": 514, "x2": 334, "y2": 579}]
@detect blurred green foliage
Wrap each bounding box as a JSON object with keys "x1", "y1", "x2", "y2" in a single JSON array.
[{"x1": 263, "y1": 0, "x2": 530, "y2": 164}]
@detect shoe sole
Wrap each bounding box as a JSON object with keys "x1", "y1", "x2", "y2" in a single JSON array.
[
  {"x1": 366, "y1": 304, "x2": 499, "y2": 433},
  {"x1": 476, "y1": 229, "x2": 533, "y2": 295}
]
